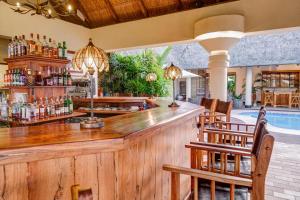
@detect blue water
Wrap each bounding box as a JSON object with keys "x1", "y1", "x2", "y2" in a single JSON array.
[{"x1": 240, "y1": 112, "x2": 300, "y2": 130}]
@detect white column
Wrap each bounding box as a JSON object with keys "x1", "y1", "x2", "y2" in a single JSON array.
[
  {"x1": 186, "y1": 77, "x2": 192, "y2": 101},
  {"x1": 245, "y1": 67, "x2": 253, "y2": 107},
  {"x1": 207, "y1": 53, "x2": 229, "y2": 101}
]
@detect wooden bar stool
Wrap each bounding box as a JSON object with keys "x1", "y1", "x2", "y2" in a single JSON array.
[
  {"x1": 264, "y1": 92, "x2": 274, "y2": 107},
  {"x1": 291, "y1": 92, "x2": 300, "y2": 108}
]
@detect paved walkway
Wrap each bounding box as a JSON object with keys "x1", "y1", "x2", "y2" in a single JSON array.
[
  {"x1": 232, "y1": 117, "x2": 300, "y2": 200},
  {"x1": 265, "y1": 132, "x2": 300, "y2": 200}
]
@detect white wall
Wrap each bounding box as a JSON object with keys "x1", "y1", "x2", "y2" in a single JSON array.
[
  {"x1": 91, "y1": 0, "x2": 300, "y2": 51},
  {"x1": 0, "y1": 2, "x2": 91, "y2": 51}
]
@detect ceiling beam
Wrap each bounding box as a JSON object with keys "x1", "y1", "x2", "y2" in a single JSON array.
[
  {"x1": 104, "y1": 0, "x2": 119, "y2": 22},
  {"x1": 137, "y1": 0, "x2": 148, "y2": 17},
  {"x1": 177, "y1": 0, "x2": 183, "y2": 10},
  {"x1": 72, "y1": 0, "x2": 92, "y2": 28}
]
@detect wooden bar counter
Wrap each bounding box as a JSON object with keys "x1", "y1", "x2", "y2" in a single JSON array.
[{"x1": 0, "y1": 100, "x2": 203, "y2": 200}]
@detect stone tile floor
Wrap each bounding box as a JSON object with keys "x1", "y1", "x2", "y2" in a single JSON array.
[{"x1": 264, "y1": 132, "x2": 300, "y2": 200}]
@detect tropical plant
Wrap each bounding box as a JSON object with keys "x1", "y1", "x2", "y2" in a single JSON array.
[{"x1": 101, "y1": 47, "x2": 172, "y2": 97}]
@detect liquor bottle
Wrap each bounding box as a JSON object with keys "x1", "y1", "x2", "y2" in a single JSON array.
[
  {"x1": 58, "y1": 68, "x2": 63, "y2": 86},
  {"x1": 33, "y1": 97, "x2": 39, "y2": 120},
  {"x1": 45, "y1": 66, "x2": 53, "y2": 86},
  {"x1": 55, "y1": 97, "x2": 60, "y2": 116},
  {"x1": 42, "y1": 35, "x2": 49, "y2": 57},
  {"x1": 3, "y1": 70, "x2": 8, "y2": 86},
  {"x1": 6, "y1": 70, "x2": 11, "y2": 86},
  {"x1": 11, "y1": 101, "x2": 17, "y2": 120},
  {"x1": 21, "y1": 35, "x2": 27, "y2": 56},
  {"x1": 44, "y1": 97, "x2": 50, "y2": 118},
  {"x1": 20, "y1": 69, "x2": 26, "y2": 86},
  {"x1": 8, "y1": 39, "x2": 13, "y2": 58},
  {"x1": 39, "y1": 98, "x2": 45, "y2": 119},
  {"x1": 0, "y1": 97, "x2": 9, "y2": 119},
  {"x1": 59, "y1": 96, "x2": 64, "y2": 115},
  {"x1": 62, "y1": 41, "x2": 67, "y2": 58},
  {"x1": 48, "y1": 38, "x2": 53, "y2": 57},
  {"x1": 64, "y1": 96, "x2": 69, "y2": 115},
  {"x1": 63, "y1": 68, "x2": 68, "y2": 86},
  {"x1": 17, "y1": 36, "x2": 22, "y2": 56},
  {"x1": 52, "y1": 69, "x2": 58, "y2": 86},
  {"x1": 27, "y1": 69, "x2": 34, "y2": 86},
  {"x1": 10, "y1": 70, "x2": 14, "y2": 86},
  {"x1": 58, "y1": 42, "x2": 63, "y2": 58},
  {"x1": 11, "y1": 69, "x2": 15, "y2": 86},
  {"x1": 51, "y1": 40, "x2": 58, "y2": 58},
  {"x1": 13, "y1": 36, "x2": 19, "y2": 57},
  {"x1": 25, "y1": 103, "x2": 31, "y2": 121},
  {"x1": 68, "y1": 96, "x2": 73, "y2": 114},
  {"x1": 35, "y1": 34, "x2": 43, "y2": 55},
  {"x1": 20, "y1": 101, "x2": 26, "y2": 121},
  {"x1": 14, "y1": 69, "x2": 19, "y2": 86},
  {"x1": 28, "y1": 33, "x2": 36, "y2": 55},
  {"x1": 67, "y1": 70, "x2": 72, "y2": 86},
  {"x1": 35, "y1": 70, "x2": 43, "y2": 86},
  {"x1": 50, "y1": 97, "x2": 56, "y2": 117}
]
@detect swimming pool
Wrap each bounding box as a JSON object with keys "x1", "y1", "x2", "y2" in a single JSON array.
[{"x1": 239, "y1": 112, "x2": 300, "y2": 130}]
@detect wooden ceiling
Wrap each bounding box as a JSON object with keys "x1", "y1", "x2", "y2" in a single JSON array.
[{"x1": 55, "y1": 0, "x2": 238, "y2": 29}]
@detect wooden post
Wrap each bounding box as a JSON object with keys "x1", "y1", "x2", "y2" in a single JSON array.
[
  {"x1": 230, "y1": 184, "x2": 235, "y2": 200},
  {"x1": 210, "y1": 181, "x2": 216, "y2": 200},
  {"x1": 194, "y1": 177, "x2": 198, "y2": 200},
  {"x1": 171, "y1": 172, "x2": 180, "y2": 200}
]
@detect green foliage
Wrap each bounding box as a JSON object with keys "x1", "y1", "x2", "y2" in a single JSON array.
[
  {"x1": 101, "y1": 48, "x2": 172, "y2": 97},
  {"x1": 227, "y1": 76, "x2": 245, "y2": 100}
]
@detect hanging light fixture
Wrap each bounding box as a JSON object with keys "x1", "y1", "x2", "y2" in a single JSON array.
[
  {"x1": 146, "y1": 73, "x2": 157, "y2": 82},
  {"x1": 164, "y1": 63, "x2": 182, "y2": 107},
  {"x1": 2, "y1": 0, "x2": 75, "y2": 19},
  {"x1": 146, "y1": 72, "x2": 157, "y2": 99},
  {"x1": 72, "y1": 38, "x2": 109, "y2": 128}
]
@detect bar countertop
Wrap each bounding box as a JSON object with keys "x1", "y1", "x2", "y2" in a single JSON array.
[{"x1": 0, "y1": 100, "x2": 202, "y2": 152}]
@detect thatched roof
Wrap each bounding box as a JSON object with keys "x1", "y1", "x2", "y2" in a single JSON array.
[{"x1": 119, "y1": 29, "x2": 300, "y2": 69}]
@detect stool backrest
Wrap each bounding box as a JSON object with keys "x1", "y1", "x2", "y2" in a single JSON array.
[
  {"x1": 200, "y1": 98, "x2": 218, "y2": 112},
  {"x1": 251, "y1": 119, "x2": 268, "y2": 156},
  {"x1": 215, "y1": 100, "x2": 233, "y2": 122}
]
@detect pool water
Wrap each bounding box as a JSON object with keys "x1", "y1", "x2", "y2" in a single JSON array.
[{"x1": 239, "y1": 112, "x2": 300, "y2": 130}]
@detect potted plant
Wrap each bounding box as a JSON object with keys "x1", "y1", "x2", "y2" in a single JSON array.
[{"x1": 228, "y1": 79, "x2": 245, "y2": 109}]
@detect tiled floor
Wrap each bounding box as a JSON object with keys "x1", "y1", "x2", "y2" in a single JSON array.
[{"x1": 265, "y1": 132, "x2": 300, "y2": 200}]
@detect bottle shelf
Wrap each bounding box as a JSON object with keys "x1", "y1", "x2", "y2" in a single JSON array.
[
  {"x1": 0, "y1": 112, "x2": 86, "y2": 126},
  {"x1": 3, "y1": 55, "x2": 69, "y2": 65},
  {"x1": 0, "y1": 85, "x2": 74, "y2": 90}
]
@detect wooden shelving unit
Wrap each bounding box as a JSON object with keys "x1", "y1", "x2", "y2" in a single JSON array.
[
  {"x1": 262, "y1": 71, "x2": 300, "y2": 88},
  {"x1": 4, "y1": 55, "x2": 71, "y2": 102},
  {"x1": 0, "y1": 112, "x2": 86, "y2": 126}
]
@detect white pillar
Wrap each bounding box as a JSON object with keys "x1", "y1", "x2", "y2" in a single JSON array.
[
  {"x1": 245, "y1": 67, "x2": 253, "y2": 107},
  {"x1": 186, "y1": 77, "x2": 192, "y2": 101},
  {"x1": 194, "y1": 15, "x2": 245, "y2": 102},
  {"x1": 207, "y1": 53, "x2": 229, "y2": 101}
]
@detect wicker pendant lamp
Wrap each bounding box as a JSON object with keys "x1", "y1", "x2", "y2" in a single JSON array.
[
  {"x1": 72, "y1": 38, "x2": 109, "y2": 128},
  {"x1": 164, "y1": 63, "x2": 182, "y2": 107}
]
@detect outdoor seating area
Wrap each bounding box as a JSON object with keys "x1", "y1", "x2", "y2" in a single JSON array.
[
  {"x1": 164, "y1": 99, "x2": 275, "y2": 200},
  {"x1": 1, "y1": 0, "x2": 300, "y2": 199}
]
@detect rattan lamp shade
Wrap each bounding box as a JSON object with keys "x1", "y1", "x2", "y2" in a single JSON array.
[
  {"x1": 72, "y1": 38, "x2": 109, "y2": 129},
  {"x1": 164, "y1": 63, "x2": 182, "y2": 80},
  {"x1": 146, "y1": 73, "x2": 157, "y2": 82},
  {"x1": 164, "y1": 63, "x2": 182, "y2": 107},
  {"x1": 72, "y1": 38, "x2": 109, "y2": 73}
]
